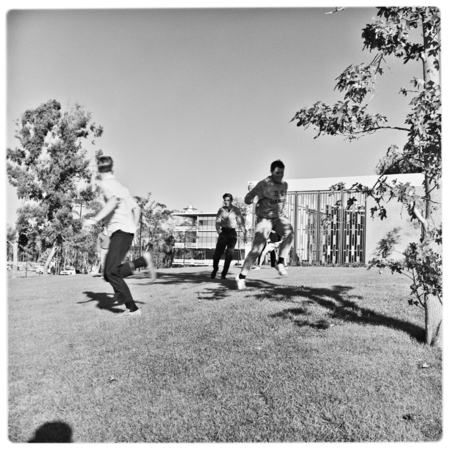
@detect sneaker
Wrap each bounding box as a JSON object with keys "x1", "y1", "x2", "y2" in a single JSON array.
[
  {"x1": 211, "y1": 269, "x2": 218, "y2": 279},
  {"x1": 221, "y1": 275, "x2": 227, "y2": 280},
  {"x1": 115, "y1": 309, "x2": 142, "y2": 318},
  {"x1": 254, "y1": 266, "x2": 261, "y2": 270},
  {"x1": 143, "y1": 252, "x2": 157, "y2": 282},
  {"x1": 276, "y1": 263, "x2": 288, "y2": 276},
  {"x1": 235, "y1": 275, "x2": 246, "y2": 290}
]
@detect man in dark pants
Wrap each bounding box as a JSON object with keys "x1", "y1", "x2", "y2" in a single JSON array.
[
  {"x1": 83, "y1": 156, "x2": 156, "y2": 317},
  {"x1": 211, "y1": 193, "x2": 247, "y2": 280}
]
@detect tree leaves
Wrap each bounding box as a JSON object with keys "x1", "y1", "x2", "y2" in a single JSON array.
[{"x1": 6, "y1": 100, "x2": 103, "y2": 256}]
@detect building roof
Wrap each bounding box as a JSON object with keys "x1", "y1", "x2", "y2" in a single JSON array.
[
  {"x1": 173, "y1": 211, "x2": 216, "y2": 217},
  {"x1": 248, "y1": 173, "x2": 424, "y2": 193}
]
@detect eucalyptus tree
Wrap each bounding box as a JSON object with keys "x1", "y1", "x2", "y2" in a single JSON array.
[{"x1": 7, "y1": 100, "x2": 103, "y2": 275}]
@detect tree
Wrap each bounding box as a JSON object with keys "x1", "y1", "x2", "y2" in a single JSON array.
[
  {"x1": 7, "y1": 100, "x2": 103, "y2": 275},
  {"x1": 133, "y1": 193, "x2": 178, "y2": 267},
  {"x1": 232, "y1": 196, "x2": 254, "y2": 253},
  {"x1": 14, "y1": 203, "x2": 47, "y2": 262},
  {"x1": 290, "y1": 7, "x2": 441, "y2": 345}
]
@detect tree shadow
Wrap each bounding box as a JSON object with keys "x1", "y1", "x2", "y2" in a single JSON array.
[
  {"x1": 133, "y1": 269, "x2": 214, "y2": 286},
  {"x1": 259, "y1": 284, "x2": 424, "y2": 342},
  {"x1": 197, "y1": 284, "x2": 232, "y2": 302},
  {"x1": 28, "y1": 421, "x2": 73, "y2": 443},
  {"x1": 79, "y1": 291, "x2": 143, "y2": 313},
  {"x1": 121, "y1": 268, "x2": 425, "y2": 342}
]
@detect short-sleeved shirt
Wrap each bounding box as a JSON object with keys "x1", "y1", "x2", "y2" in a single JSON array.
[
  {"x1": 245, "y1": 176, "x2": 288, "y2": 219},
  {"x1": 216, "y1": 205, "x2": 244, "y2": 230},
  {"x1": 99, "y1": 174, "x2": 139, "y2": 235}
]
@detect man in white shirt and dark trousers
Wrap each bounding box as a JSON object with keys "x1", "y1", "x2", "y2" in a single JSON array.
[
  {"x1": 211, "y1": 193, "x2": 247, "y2": 280},
  {"x1": 83, "y1": 156, "x2": 156, "y2": 317}
]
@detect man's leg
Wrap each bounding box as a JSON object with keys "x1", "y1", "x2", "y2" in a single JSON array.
[
  {"x1": 221, "y1": 233, "x2": 237, "y2": 278},
  {"x1": 212, "y1": 233, "x2": 228, "y2": 278},
  {"x1": 256, "y1": 242, "x2": 270, "y2": 269},
  {"x1": 269, "y1": 249, "x2": 277, "y2": 267},
  {"x1": 272, "y1": 217, "x2": 294, "y2": 276},
  {"x1": 104, "y1": 231, "x2": 138, "y2": 312},
  {"x1": 255, "y1": 241, "x2": 268, "y2": 268},
  {"x1": 235, "y1": 219, "x2": 272, "y2": 289},
  {"x1": 100, "y1": 248, "x2": 107, "y2": 275},
  {"x1": 119, "y1": 252, "x2": 157, "y2": 282}
]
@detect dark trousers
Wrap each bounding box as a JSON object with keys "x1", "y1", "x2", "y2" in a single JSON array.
[
  {"x1": 104, "y1": 230, "x2": 145, "y2": 306},
  {"x1": 213, "y1": 228, "x2": 237, "y2": 277}
]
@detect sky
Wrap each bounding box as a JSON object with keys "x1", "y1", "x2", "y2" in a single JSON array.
[{"x1": 2, "y1": 2, "x2": 439, "y2": 227}]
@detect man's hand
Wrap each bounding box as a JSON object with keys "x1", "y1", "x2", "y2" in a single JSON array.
[{"x1": 83, "y1": 218, "x2": 97, "y2": 228}]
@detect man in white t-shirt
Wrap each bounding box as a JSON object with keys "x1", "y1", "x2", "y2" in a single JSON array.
[
  {"x1": 235, "y1": 159, "x2": 294, "y2": 290},
  {"x1": 83, "y1": 156, "x2": 156, "y2": 317}
]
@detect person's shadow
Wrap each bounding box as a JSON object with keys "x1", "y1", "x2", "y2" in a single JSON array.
[
  {"x1": 78, "y1": 291, "x2": 143, "y2": 313},
  {"x1": 28, "y1": 421, "x2": 73, "y2": 443}
]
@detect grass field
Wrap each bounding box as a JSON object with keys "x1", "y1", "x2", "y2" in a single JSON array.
[{"x1": 8, "y1": 266, "x2": 442, "y2": 443}]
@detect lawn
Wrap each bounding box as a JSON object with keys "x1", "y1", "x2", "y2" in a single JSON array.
[{"x1": 8, "y1": 266, "x2": 442, "y2": 443}]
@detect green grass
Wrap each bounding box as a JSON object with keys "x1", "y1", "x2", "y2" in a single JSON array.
[{"x1": 8, "y1": 266, "x2": 442, "y2": 442}]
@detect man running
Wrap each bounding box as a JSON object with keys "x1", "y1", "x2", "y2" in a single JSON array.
[
  {"x1": 235, "y1": 160, "x2": 294, "y2": 290},
  {"x1": 211, "y1": 193, "x2": 247, "y2": 280},
  {"x1": 83, "y1": 156, "x2": 156, "y2": 317}
]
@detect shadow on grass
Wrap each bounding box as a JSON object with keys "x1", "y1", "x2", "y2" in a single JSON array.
[
  {"x1": 262, "y1": 284, "x2": 425, "y2": 342},
  {"x1": 131, "y1": 269, "x2": 425, "y2": 342},
  {"x1": 79, "y1": 291, "x2": 143, "y2": 313},
  {"x1": 135, "y1": 269, "x2": 215, "y2": 286},
  {"x1": 28, "y1": 421, "x2": 72, "y2": 443}
]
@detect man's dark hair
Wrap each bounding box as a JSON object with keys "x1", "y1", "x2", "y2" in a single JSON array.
[
  {"x1": 97, "y1": 156, "x2": 113, "y2": 173},
  {"x1": 270, "y1": 160, "x2": 285, "y2": 172},
  {"x1": 223, "y1": 193, "x2": 233, "y2": 201}
]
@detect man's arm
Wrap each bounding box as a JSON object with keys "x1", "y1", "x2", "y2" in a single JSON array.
[
  {"x1": 244, "y1": 180, "x2": 263, "y2": 205},
  {"x1": 280, "y1": 181, "x2": 289, "y2": 216},
  {"x1": 83, "y1": 197, "x2": 118, "y2": 227},
  {"x1": 132, "y1": 205, "x2": 141, "y2": 228},
  {"x1": 215, "y1": 208, "x2": 223, "y2": 234},
  {"x1": 96, "y1": 235, "x2": 101, "y2": 253}
]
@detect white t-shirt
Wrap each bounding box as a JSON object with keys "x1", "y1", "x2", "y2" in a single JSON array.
[
  {"x1": 245, "y1": 176, "x2": 288, "y2": 219},
  {"x1": 216, "y1": 205, "x2": 244, "y2": 230},
  {"x1": 100, "y1": 174, "x2": 139, "y2": 235}
]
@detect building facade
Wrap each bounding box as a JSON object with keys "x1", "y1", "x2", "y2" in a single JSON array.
[
  {"x1": 172, "y1": 204, "x2": 247, "y2": 266},
  {"x1": 248, "y1": 173, "x2": 423, "y2": 265},
  {"x1": 172, "y1": 174, "x2": 423, "y2": 267}
]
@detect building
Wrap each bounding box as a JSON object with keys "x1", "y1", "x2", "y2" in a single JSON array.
[
  {"x1": 247, "y1": 173, "x2": 424, "y2": 265},
  {"x1": 172, "y1": 203, "x2": 247, "y2": 266},
  {"x1": 172, "y1": 174, "x2": 424, "y2": 267}
]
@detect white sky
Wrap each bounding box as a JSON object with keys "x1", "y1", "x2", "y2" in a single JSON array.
[{"x1": 4, "y1": 2, "x2": 437, "y2": 226}]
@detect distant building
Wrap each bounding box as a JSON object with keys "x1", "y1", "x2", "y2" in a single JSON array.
[
  {"x1": 172, "y1": 173, "x2": 423, "y2": 267},
  {"x1": 172, "y1": 203, "x2": 247, "y2": 266}
]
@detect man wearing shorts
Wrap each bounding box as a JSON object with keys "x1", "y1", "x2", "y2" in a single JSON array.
[
  {"x1": 211, "y1": 193, "x2": 247, "y2": 280},
  {"x1": 235, "y1": 160, "x2": 294, "y2": 290},
  {"x1": 83, "y1": 156, "x2": 156, "y2": 317}
]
